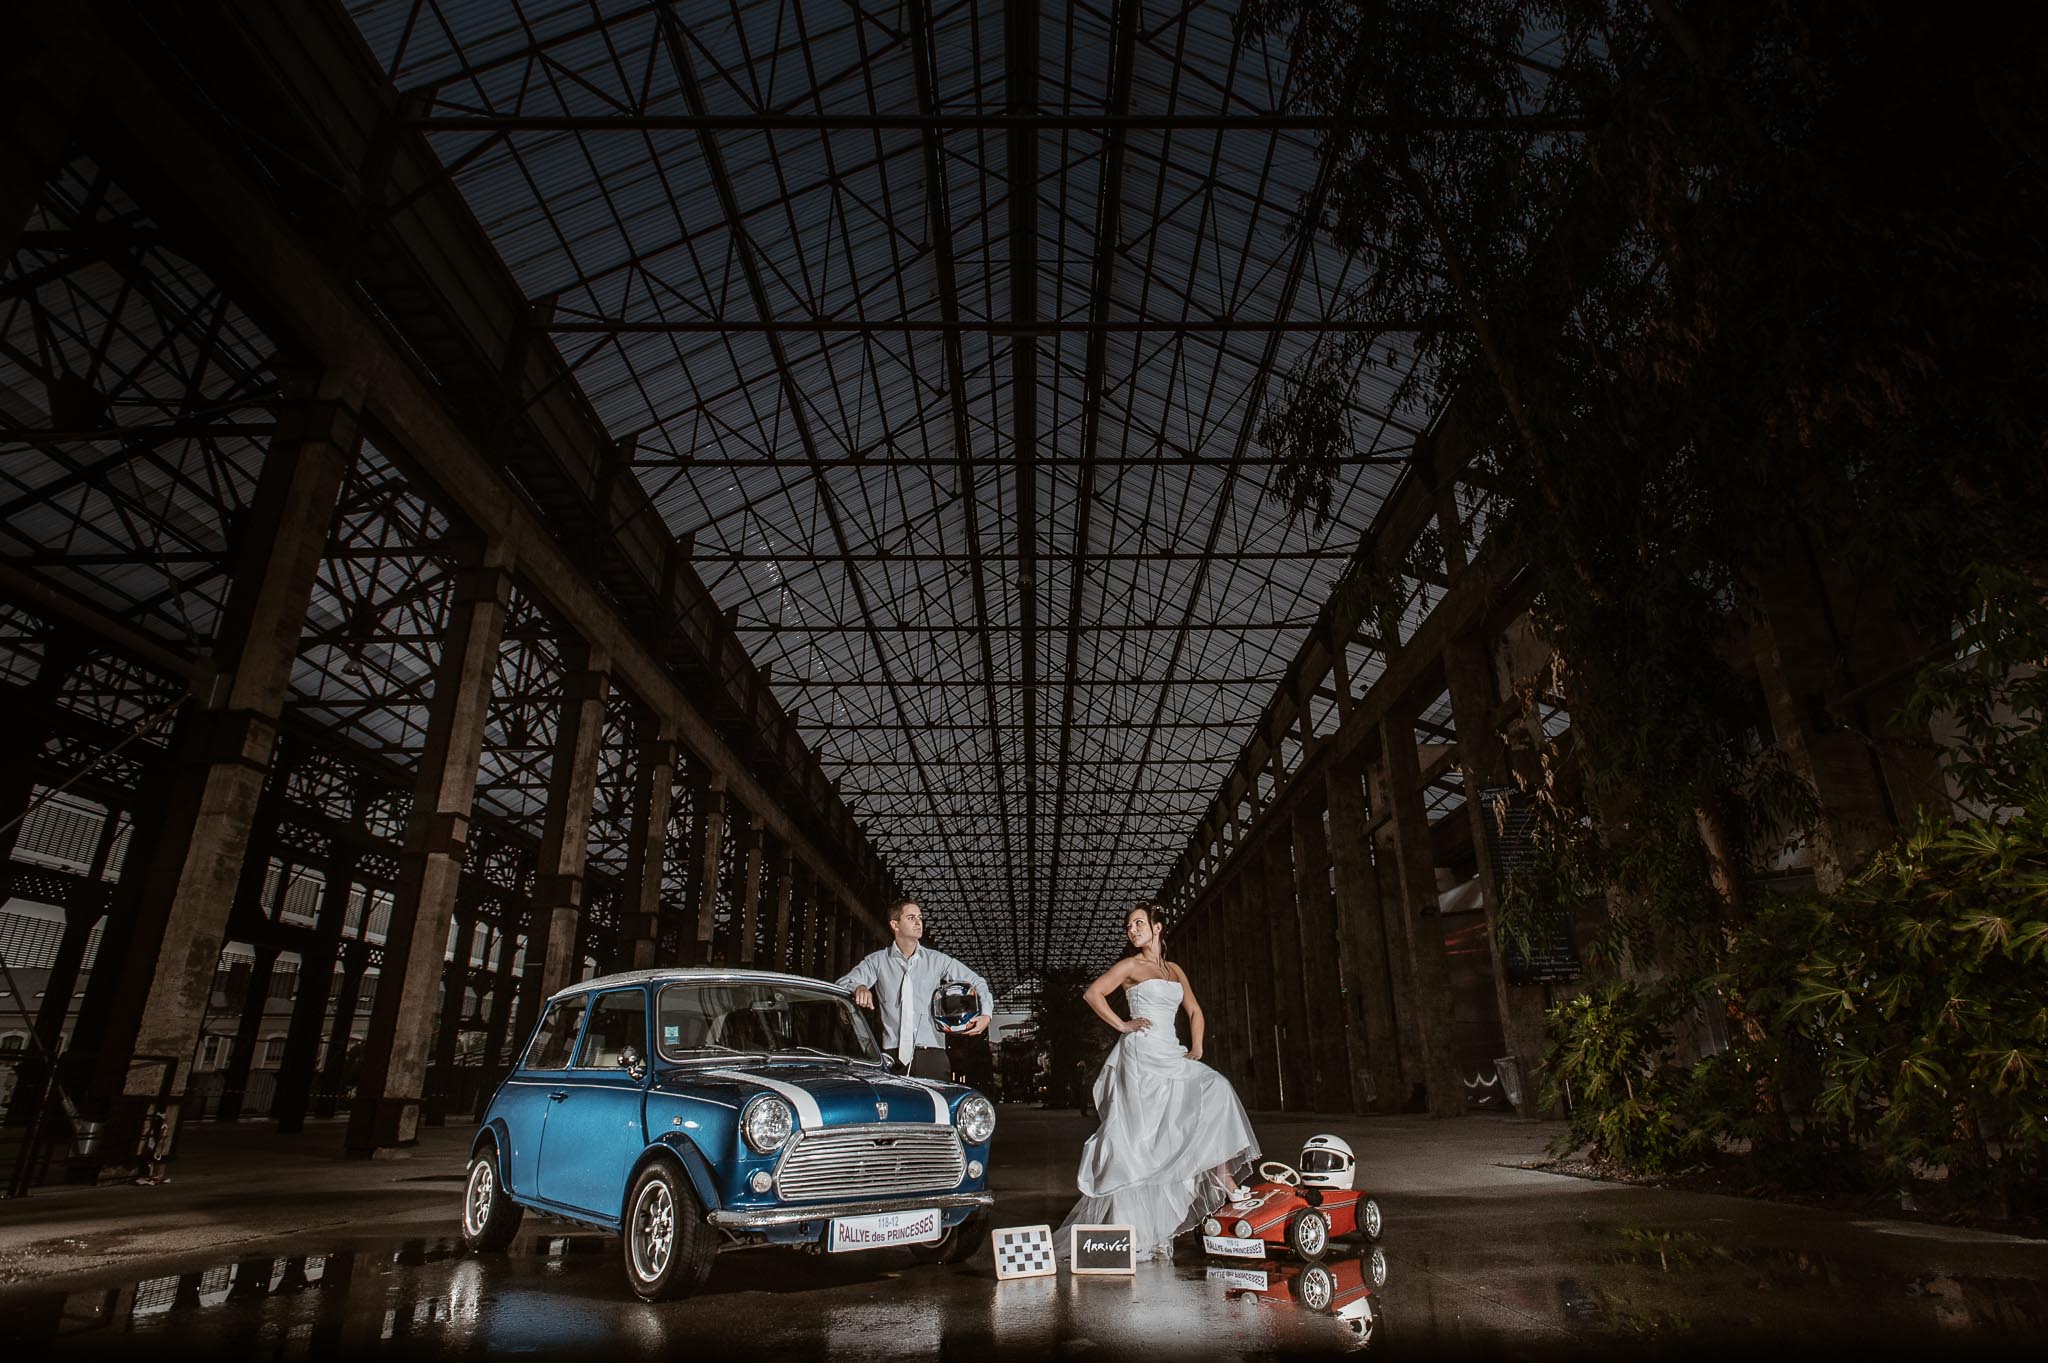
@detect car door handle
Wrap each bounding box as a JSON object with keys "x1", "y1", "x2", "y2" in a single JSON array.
[{"x1": 548, "y1": 1091, "x2": 568, "y2": 1102}]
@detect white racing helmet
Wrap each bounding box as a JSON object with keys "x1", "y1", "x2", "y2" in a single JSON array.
[
  {"x1": 1298, "y1": 1133, "x2": 1356, "y2": 1189},
  {"x1": 931, "y1": 981, "x2": 982, "y2": 1034}
]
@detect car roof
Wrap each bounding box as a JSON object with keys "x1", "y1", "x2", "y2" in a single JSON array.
[{"x1": 545, "y1": 966, "x2": 853, "y2": 1004}]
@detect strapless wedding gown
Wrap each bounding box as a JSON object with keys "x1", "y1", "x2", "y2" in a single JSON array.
[{"x1": 1058, "y1": 976, "x2": 1260, "y2": 1259}]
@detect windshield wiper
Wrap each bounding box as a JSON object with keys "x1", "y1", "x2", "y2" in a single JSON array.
[
  {"x1": 775, "y1": 1045, "x2": 846, "y2": 1059},
  {"x1": 677, "y1": 1043, "x2": 764, "y2": 1060}
]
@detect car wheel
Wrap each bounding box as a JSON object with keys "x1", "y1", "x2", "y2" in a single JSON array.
[
  {"x1": 1293, "y1": 1261, "x2": 1336, "y2": 1312},
  {"x1": 910, "y1": 1209, "x2": 990, "y2": 1265},
  {"x1": 1286, "y1": 1209, "x2": 1329, "y2": 1260},
  {"x1": 1367, "y1": 1245, "x2": 1388, "y2": 1287},
  {"x1": 621, "y1": 1160, "x2": 718, "y2": 1302},
  {"x1": 460, "y1": 1145, "x2": 524, "y2": 1252},
  {"x1": 1360, "y1": 1197, "x2": 1383, "y2": 1243}
]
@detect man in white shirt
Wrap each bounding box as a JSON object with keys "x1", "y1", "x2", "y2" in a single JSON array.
[{"x1": 836, "y1": 899, "x2": 992, "y2": 1080}]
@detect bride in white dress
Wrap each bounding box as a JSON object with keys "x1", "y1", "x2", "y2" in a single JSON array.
[{"x1": 1058, "y1": 903, "x2": 1260, "y2": 1259}]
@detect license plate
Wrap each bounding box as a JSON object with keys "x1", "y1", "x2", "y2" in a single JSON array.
[
  {"x1": 828, "y1": 1208, "x2": 943, "y2": 1252},
  {"x1": 1206, "y1": 1265, "x2": 1269, "y2": 1290},
  {"x1": 1202, "y1": 1234, "x2": 1267, "y2": 1258}
]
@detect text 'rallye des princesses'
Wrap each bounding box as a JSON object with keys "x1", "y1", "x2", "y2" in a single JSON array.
[{"x1": 461, "y1": 968, "x2": 996, "y2": 1300}]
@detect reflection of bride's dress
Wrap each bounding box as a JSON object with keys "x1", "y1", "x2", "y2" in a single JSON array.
[{"x1": 1058, "y1": 977, "x2": 1260, "y2": 1259}]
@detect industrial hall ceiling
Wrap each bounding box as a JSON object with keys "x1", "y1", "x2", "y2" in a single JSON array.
[{"x1": 0, "y1": 0, "x2": 1552, "y2": 992}]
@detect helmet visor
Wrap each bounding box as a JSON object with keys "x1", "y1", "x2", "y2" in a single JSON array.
[{"x1": 1299, "y1": 1149, "x2": 1349, "y2": 1174}]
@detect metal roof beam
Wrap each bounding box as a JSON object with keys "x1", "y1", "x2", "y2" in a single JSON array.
[
  {"x1": 654, "y1": 0, "x2": 960, "y2": 912},
  {"x1": 1004, "y1": 0, "x2": 1041, "y2": 969},
  {"x1": 412, "y1": 113, "x2": 1587, "y2": 133},
  {"x1": 1046, "y1": 0, "x2": 1137, "y2": 953},
  {"x1": 905, "y1": 0, "x2": 1021, "y2": 941}
]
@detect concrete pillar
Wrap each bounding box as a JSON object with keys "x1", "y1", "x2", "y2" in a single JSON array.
[
  {"x1": 769, "y1": 845, "x2": 795, "y2": 971},
  {"x1": 1445, "y1": 635, "x2": 1551, "y2": 1115},
  {"x1": 92, "y1": 382, "x2": 361, "y2": 1161},
  {"x1": 799, "y1": 870, "x2": 822, "y2": 975},
  {"x1": 1326, "y1": 753, "x2": 1403, "y2": 1113},
  {"x1": 1373, "y1": 712, "x2": 1465, "y2": 1117},
  {"x1": 423, "y1": 910, "x2": 475, "y2": 1126},
  {"x1": 693, "y1": 775, "x2": 728, "y2": 963},
  {"x1": 344, "y1": 551, "x2": 511, "y2": 1156},
  {"x1": 215, "y1": 944, "x2": 280, "y2": 1123},
  {"x1": 314, "y1": 940, "x2": 367, "y2": 1119},
  {"x1": 476, "y1": 922, "x2": 522, "y2": 1109},
  {"x1": 1217, "y1": 882, "x2": 1251, "y2": 1095},
  {"x1": 531, "y1": 647, "x2": 612, "y2": 999},
  {"x1": 737, "y1": 814, "x2": 766, "y2": 964},
  {"x1": 274, "y1": 846, "x2": 354, "y2": 1134},
  {"x1": 833, "y1": 894, "x2": 853, "y2": 977},
  {"x1": 1290, "y1": 789, "x2": 1353, "y2": 1112},
  {"x1": 1228, "y1": 870, "x2": 1279, "y2": 1110},
  {"x1": 624, "y1": 725, "x2": 677, "y2": 969},
  {"x1": 1259, "y1": 829, "x2": 1312, "y2": 1111}
]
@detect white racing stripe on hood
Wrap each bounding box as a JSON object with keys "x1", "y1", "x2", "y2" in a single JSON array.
[
  {"x1": 881, "y1": 1074, "x2": 951, "y2": 1123},
  {"x1": 703, "y1": 1069, "x2": 824, "y2": 1129}
]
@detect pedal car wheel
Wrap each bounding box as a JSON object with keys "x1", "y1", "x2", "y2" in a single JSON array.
[
  {"x1": 1286, "y1": 1209, "x2": 1329, "y2": 1260},
  {"x1": 460, "y1": 1145, "x2": 523, "y2": 1252},
  {"x1": 1361, "y1": 1196, "x2": 1383, "y2": 1242},
  {"x1": 621, "y1": 1160, "x2": 717, "y2": 1301},
  {"x1": 911, "y1": 1209, "x2": 990, "y2": 1265},
  {"x1": 1292, "y1": 1261, "x2": 1336, "y2": 1312},
  {"x1": 1368, "y1": 1246, "x2": 1388, "y2": 1287}
]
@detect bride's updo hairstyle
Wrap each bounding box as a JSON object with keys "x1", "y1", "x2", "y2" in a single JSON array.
[{"x1": 1122, "y1": 901, "x2": 1166, "y2": 955}]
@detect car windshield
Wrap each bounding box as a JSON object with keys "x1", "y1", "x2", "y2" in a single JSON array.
[{"x1": 654, "y1": 980, "x2": 884, "y2": 1064}]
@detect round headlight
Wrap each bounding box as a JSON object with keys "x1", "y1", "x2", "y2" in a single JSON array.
[
  {"x1": 956, "y1": 1093, "x2": 997, "y2": 1145},
  {"x1": 742, "y1": 1095, "x2": 794, "y2": 1153},
  {"x1": 1233, "y1": 1219, "x2": 1253, "y2": 1239},
  {"x1": 1203, "y1": 1217, "x2": 1221, "y2": 1237}
]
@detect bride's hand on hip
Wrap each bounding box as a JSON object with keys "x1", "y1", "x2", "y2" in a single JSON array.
[
  {"x1": 1188, "y1": 1043, "x2": 1202, "y2": 1060},
  {"x1": 1122, "y1": 1018, "x2": 1151, "y2": 1034}
]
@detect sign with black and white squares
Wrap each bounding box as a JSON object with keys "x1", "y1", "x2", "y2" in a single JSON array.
[{"x1": 991, "y1": 1224, "x2": 1056, "y2": 1280}]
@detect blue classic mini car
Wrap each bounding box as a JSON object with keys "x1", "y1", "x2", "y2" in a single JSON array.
[{"x1": 459, "y1": 968, "x2": 996, "y2": 1300}]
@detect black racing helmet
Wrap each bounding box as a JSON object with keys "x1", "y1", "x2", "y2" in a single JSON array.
[{"x1": 932, "y1": 981, "x2": 981, "y2": 1034}]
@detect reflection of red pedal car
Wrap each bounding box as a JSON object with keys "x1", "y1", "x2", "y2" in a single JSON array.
[
  {"x1": 1202, "y1": 1138, "x2": 1383, "y2": 1261},
  {"x1": 1206, "y1": 1250, "x2": 1388, "y2": 1344}
]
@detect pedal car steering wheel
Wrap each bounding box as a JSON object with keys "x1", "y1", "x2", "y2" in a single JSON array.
[{"x1": 1256, "y1": 1159, "x2": 1302, "y2": 1187}]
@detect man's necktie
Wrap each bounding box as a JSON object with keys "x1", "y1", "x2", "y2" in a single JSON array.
[{"x1": 896, "y1": 963, "x2": 916, "y2": 1067}]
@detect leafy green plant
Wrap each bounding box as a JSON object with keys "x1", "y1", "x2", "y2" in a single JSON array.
[
  {"x1": 1542, "y1": 982, "x2": 1712, "y2": 1176},
  {"x1": 1774, "y1": 810, "x2": 2048, "y2": 1216},
  {"x1": 1247, "y1": 0, "x2": 2048, "y2": 1220}
]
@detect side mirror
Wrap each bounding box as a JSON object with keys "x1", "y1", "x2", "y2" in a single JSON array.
[{"x1": 619, "y1": 1045, "x2": 646, "y2": 1081}]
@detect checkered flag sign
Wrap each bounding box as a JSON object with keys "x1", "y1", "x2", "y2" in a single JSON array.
[{"x1": 991, "y1": 1224, "x2": 1057, "y2": 1280}]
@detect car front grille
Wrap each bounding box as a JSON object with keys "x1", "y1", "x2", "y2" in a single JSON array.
[{"x1": 774, "y1": 1123, "x2": 964, "y2": 1203}]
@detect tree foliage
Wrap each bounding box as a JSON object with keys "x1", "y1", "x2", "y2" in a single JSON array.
[{"x1": 1247, "y1": 0, "x2": 2048, "y2": 1212}]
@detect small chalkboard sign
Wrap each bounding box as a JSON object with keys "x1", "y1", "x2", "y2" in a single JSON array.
[{"x1": 1068, "y1": 1223, "x2": 1137, "y2": 1275}]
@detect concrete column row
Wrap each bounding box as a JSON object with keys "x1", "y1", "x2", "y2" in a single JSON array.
[{"x1": 41, "y1": 379, "x2": 882, "y2": 1166}]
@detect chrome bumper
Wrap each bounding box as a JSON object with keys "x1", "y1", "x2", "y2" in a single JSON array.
[{"x1": 708, "y1": 1191, "x2": 994, "y2": 1230}]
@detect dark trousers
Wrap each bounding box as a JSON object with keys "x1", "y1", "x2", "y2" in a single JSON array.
[{"x1": 898, "y1": 1047, "x2": 950, "y2": 1081}]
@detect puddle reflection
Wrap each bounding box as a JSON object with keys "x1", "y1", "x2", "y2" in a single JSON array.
[
  {"x1": 1198, "y1": 1248, "x2": 1389, "y2": 1351},
  {"x1": 2, "y1": 1222, "x2": 2044, "y2": 1359}
]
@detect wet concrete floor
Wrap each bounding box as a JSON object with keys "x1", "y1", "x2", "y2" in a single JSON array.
[{"x1": 2, "y1": 1108, "x2": 2045, "y2": 1359}]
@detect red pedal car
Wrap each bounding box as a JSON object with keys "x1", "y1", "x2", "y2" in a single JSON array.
[
  {"x1": 1201, "y1": 1135, "x2": 1383, "y2": 1261},
  {"x1": 1206, "y1": 1250, "x2": 1388, "y2": 1345}
]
